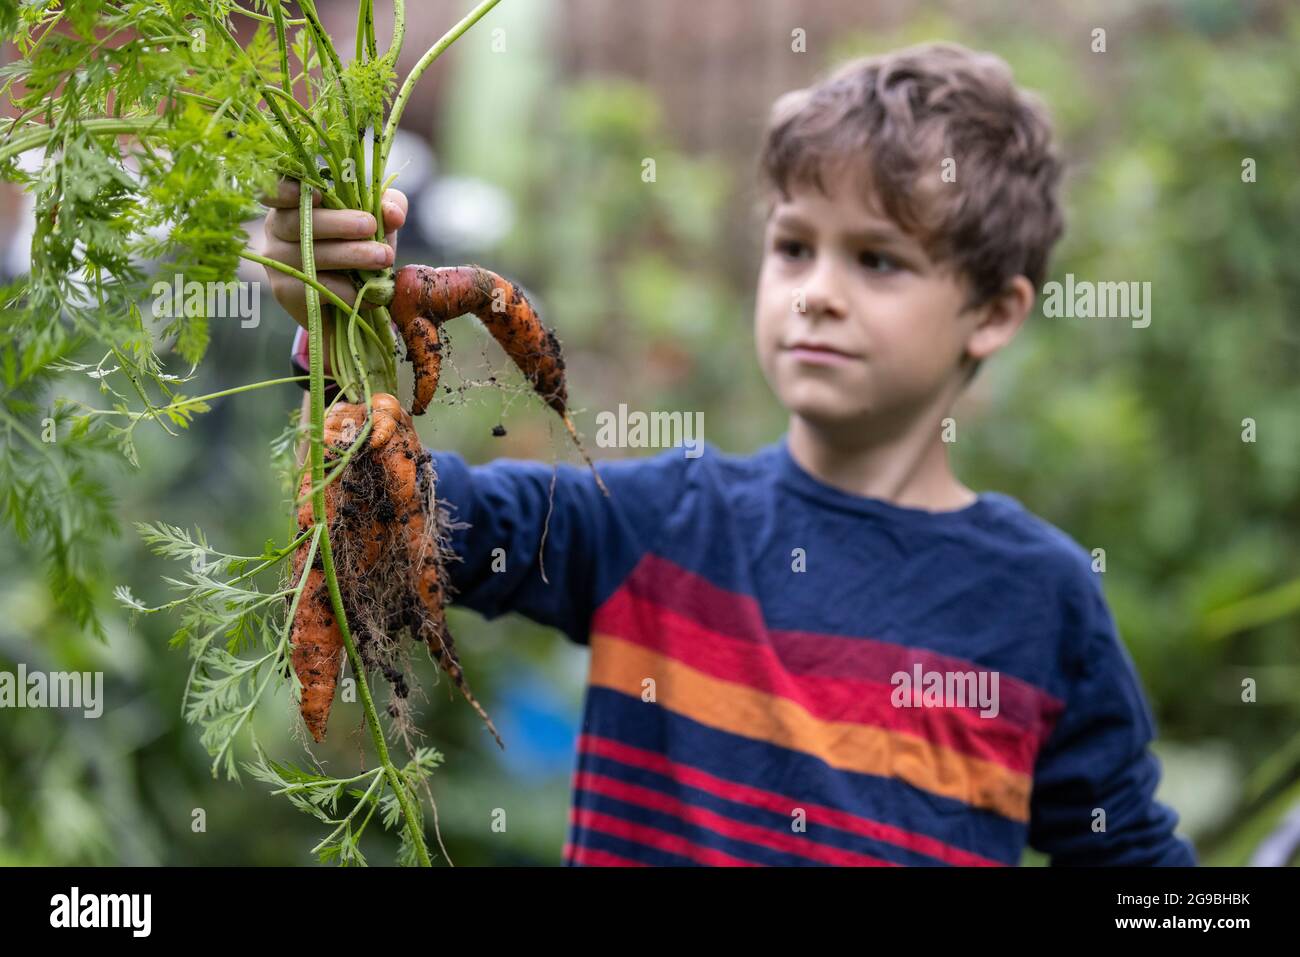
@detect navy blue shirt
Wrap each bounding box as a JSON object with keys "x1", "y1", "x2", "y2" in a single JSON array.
[{"x1": 433, "y1": 435, "x2": 1196, "y2": 866}]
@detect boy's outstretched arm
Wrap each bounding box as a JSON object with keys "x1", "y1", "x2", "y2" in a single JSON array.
[
  {"x1": 431, "y1": 448, "x2": 685, "y2": 645},
  {"x1": 1028, "y1": 581, "x2": 1197, "y2": 866}
]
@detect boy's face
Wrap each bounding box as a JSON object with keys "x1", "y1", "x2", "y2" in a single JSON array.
[{"x1": 754, "y1": 163, "x2": 982, "y2": 435}]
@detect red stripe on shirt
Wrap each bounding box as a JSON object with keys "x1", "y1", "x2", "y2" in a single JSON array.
[
  {"x1": 580, "y1": 733, "x2": 1001, "y2": 866},
  {"x1": 563, "y1": 842, "x2": 647, "y2": 867},
  {"x1": 576, "y1": 769, "x2": 896, "y2": 866},
  {"x1": 570, "y1": 807, "x2": 759, "y2": 866}
]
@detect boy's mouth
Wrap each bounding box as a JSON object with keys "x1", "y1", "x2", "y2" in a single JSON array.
[{"x1": 783, "y1": 339, "x2": 862, "y2": 366}]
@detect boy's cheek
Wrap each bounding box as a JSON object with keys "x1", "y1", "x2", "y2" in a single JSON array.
[{"x1": 754, "y1": 315, "x2": 792, "y2": 386}]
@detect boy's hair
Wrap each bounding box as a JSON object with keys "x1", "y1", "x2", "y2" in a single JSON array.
[{"x1": 757, "y1": 42, "x2": 1065, "y2": 316}]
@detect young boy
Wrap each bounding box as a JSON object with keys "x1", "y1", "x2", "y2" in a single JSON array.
[{"x1": 263, "y1": 42, "x2": 1195, "y2": 867}]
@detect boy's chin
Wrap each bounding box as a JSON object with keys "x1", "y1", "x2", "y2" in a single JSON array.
[
  {"x1": 775, "y1": 371, "x2": 950, "y2": 436},
  {"x1": 778, "y1": 388, "x2": 874, "y2": 432}
]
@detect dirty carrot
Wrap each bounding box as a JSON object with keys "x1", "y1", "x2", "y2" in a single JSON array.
[
  {"x1": 290, "y1": 399, "x2": 385, "y2": 742},
  {"x1": 390, "y1": 264, "x2": 607, "y2": 494},
  {"x1": 391, "y1": 264, "x2": 567, "y2": 416},
  {"x1": 288, "y1": 392, "x2": 503, "y2": 747},
  {"x1": 290, "y1": 415, "x2": 350, "y2": 743},
  {"x1": 372, "y1": 402, "x2": 504, "y2": 748}
]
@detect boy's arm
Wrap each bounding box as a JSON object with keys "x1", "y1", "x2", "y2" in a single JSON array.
[
  {"x1": 431, "y1": 447, "x2": 682, "y2": 645},
  {"x1": 1028, "y1": 580, "x2": 1197, "y2": 866}
]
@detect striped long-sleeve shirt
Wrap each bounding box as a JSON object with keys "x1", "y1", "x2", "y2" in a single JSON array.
[{"x1": 434, "y1": 435, "x2": 1196, "y2": 867}]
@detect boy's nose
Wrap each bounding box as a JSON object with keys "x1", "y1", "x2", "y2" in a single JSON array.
[{"x1": 799, "y1": 260, "x2": 849, "y2": 320}]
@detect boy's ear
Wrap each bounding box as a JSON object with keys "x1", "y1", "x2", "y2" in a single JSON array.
[{"x1": 965, "y1": 275, "x2": 1035, "y2": 362}]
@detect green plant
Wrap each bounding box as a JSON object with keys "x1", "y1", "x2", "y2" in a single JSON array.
[{"x1": 0, "y1": 0, "x2": 504, "y2": 866}]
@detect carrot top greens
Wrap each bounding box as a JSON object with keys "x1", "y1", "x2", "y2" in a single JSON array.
[{"x1": 0, "y1": 0, "x2": 502, "y2": 866}]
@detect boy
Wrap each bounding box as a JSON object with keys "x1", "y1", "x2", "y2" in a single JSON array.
[{"x1": 262, "y1": 43, "x2": 1195, "y2": 867}]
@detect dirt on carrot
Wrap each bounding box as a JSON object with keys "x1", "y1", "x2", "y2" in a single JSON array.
[
  {"x1": 391, "y1": 264, "x2": 567, "y2": 416},
  {"x1": 390, "y1": 263, "x2": 607, "y2": 494},
  {"x1": 287, "y1": 393, "x2": 496, "y2": 748}
]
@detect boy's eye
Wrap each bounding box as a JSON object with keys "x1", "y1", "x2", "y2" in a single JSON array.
[
  {"x1": 774, "y1": 238, "x2": 810, "y2": 260},
  {"x1": 860, "y1": 250, "x2": 898, "y2": 272}
]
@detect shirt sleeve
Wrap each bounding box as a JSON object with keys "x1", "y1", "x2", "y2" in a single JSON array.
[
  {"x1": 429, "y1": 447, "x2": 688, "y2": 645},
  {"x1": 1028, "y1": 576, "x2": 1197, "y2": 866}
]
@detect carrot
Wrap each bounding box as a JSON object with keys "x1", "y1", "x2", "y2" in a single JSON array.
[
  {"x1": 289, "y1": 398, "x2": 387, "y2": 743},
  {"x1": 391, "y1": 265, "x2": 567, "y2": 417},
  {"x1": 368, "y1": 392, "x2": 406, "y2": 450},
  {"x1": 291, "y1": 566, "x2": 343, "y2": 743},
  {"x1": 390, "y1": 310, "x2": 443, "y2": 417},
  {"x1": 289, "y1": 393, "x2": 503, "y2": 746},
  {"x1": 372, "y1": 407, "x2": 504, "y2": 748},
  {"x1": 290, "y1": 424, "x2": 348, "y2": 744},
  {"x1": 389, "y1": 264, "x2": 608, "y2": 498}
]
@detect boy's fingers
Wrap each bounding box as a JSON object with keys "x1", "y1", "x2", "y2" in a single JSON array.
[
  {"x1": 276, "y1": 274, "x2": 364, "y2": 328},
  {"x1": 260, "y1": 178, "x2": 322, "y2": 209},
  {"x1": 316, "y1": 241, "x2": 394, "y2": 271},
  {"x1": 266, "y1": 238, "x2": 395, "y2": 272},
  {"x1": 267, "y1": 207, "x2": 378, "y2": 242},
  {"x1": 380, "y1": 188, "x2": 409, "y2": 232},
  {"x1": 315, "y1": 273, "x2": 362, "y2": 307},
  {"x1": 259, "y1": 184, "x2": 402, "y2": 328},
  {"x1": 382, "y1": 188, "x2": 409, "y2": 215},
  {"x1": 295, "y1": 277, "x2": 360, "y2": 319}
]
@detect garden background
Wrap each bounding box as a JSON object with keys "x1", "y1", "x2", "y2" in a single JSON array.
[{"x1": 0, "y1": 0, "x2": 1296, "y2": 865}]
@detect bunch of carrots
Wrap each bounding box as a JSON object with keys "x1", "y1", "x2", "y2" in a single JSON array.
[
  {"x1": 0, "y1": 0, "x2": 605, "y2": 863},
  {"x1": 289, "y1": 264, "x2": 589, "y2": 746}
]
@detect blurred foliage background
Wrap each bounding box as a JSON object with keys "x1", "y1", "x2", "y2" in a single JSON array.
[{"x1": 0, "y1": 0, "x2": 1297, "y2": 865}]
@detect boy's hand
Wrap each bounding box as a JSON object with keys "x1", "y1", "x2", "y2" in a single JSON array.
[{"x1": 260, "y1": 180, "x2": 409, "y2": 328}]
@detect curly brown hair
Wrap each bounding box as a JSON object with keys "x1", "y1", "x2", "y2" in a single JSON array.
[{"x1": 758, "y1": 42, "x2": 1066, "y2": 312}]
